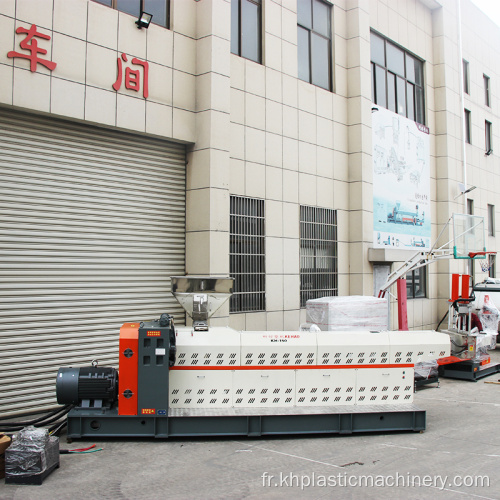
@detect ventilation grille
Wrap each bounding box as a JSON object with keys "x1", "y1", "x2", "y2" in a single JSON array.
[
  {"x1": 242, "y1": 351, "x2": 316, "y2": 366},
  {"x1": 319, "y1": 349, "x2": 389, "y2": 365},
  {"x1": 175, "y1": 349, "x2": 239, "y2": 367}
]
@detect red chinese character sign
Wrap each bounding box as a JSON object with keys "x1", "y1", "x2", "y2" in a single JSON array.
[
  {"x1": 7, "y1": 24, "x2": 56, "y2": 72},
  {"x1": 113, "y1": 53, "x2": 149, "y2": 99}
]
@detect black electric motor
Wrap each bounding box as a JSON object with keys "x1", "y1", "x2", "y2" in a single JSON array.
[{"x1": 56, "y1": 366, "x2": 118, "y2": 408}]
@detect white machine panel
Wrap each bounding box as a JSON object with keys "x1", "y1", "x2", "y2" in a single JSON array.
[
  {"x1": 232, "y1": 369, "x2": 295, "y2": 407},
  {"x1": 316, "y1": 331, "x2": 391, "y2": 366},
  {"x1": 295, "y1": 369, "x2": 357, "y2": 406},
  {"x1": 388, "y1": 331, "x2": 450, "y2": 364},
  {"x1": 174, "y1": 327, "x2": 240, "y2": 367},
  {"x1": 356, "y1": 368, "x2": 414, "y2": 405},
  {"x1": 169, "y1": 369, "x2": 232, "y2": 409},
  {"x1": 240, "y1": 332, "x2": 317, "y2": 366}
]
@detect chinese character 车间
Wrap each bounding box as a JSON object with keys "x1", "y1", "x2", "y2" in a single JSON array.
[
  {"x1": 113, "y1": 53, "x2": 149, "y2": 99},
  {"x1": 7, "y1": 24, "x2": 56, "y2": 72}
]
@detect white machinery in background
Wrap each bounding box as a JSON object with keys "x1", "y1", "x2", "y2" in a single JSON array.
[
  {"x1": 58, "y1": 276, "x2": 450, "y2": 439},
  {"x1": 376, "y1": 213, "x2": 499, "y2": 381}
]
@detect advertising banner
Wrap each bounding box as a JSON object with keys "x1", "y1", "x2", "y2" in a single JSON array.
[{"x1": 372, "y1": 107, "x2": 431, "y2": 249}]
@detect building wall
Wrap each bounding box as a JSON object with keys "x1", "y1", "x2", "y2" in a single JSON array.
[
  {"x1": 1, "y1": 0, "x2": 499, "y2": 332},
  {"x1": 0, "y1": 0, "x2": 196, "y2": 142}
]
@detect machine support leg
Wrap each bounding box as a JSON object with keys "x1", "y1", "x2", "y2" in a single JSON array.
[{"x1": 397, "y1": 278, "x2": 408, "y2": 331}]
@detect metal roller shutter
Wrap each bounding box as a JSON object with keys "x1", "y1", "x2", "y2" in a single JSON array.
[{"x1": 0, "y1": 108, "x2": 186, "y2": 417}]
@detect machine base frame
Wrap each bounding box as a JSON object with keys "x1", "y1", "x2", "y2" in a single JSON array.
[
  {"x1": 65, "y1": 404, "x2": 426, "y2": 439},
  {"x1": 438, "y1": 360, "x2": 500, "y2": 381}
]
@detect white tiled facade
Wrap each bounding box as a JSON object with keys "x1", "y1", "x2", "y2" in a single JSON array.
[{"x1": 0, "y1": 0, "x2": 499, "y2": 331}]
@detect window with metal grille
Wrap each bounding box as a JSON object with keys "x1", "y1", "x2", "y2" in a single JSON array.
[
  {"x1": 300, "y1": 206, "x2": 338, "y2": 307},
  {"x1": 230, "y1": 196, "x2": 265, "y2": 312},
  {"x1": 297, "y1": 0, "x2": 332, "y2": 91},
  {"x1": 230, "y1": 0, "x2": 262, "y2": 64},
  {"x1": 92, "y1": 0, "x2": 169, "y2": 28},
  {"x1": 406, "y1": 267, "x2": 426, "y2": 299},
  {"x1": 371, "y1": 31, "x2": 425, "y2": 125}
]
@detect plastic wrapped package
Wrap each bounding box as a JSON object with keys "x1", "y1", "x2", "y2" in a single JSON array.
[
  {"x1": 5, "y1": 426, "x2": 59, "y2": 485},
  {"x1": 306, "y1": 296, "x2": 388, "y2": 332},
  {"x1": 476, "y1": 294, "x2": 500, "y2": 338},
  {"x1": 474, "y1": 331, "x2": 497, "y2": 358},
  {"x1": 414, "y1": 360, "x2": 438, "y2": 380},
  {"x1": 299, "y1": 323, "x2": 321, "y2": 332},
  {"x1": 0, "y1": 434, "x2": 12, "y2": 479}
]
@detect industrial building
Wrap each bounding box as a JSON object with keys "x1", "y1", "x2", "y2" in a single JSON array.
[{"x1": 0, "y1": 0, "x2": 499, "y2": 416}]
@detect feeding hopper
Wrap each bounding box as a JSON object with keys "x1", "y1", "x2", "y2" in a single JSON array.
[{"x1": 171, "y1": 276, "x2": 234, "y2": 325}]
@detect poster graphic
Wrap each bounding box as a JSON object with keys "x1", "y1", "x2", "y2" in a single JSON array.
[{"x1": 372, "y1": 107, "x2": 431, "y2": 250}]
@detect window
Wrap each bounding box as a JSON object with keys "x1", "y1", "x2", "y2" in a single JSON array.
[
  {"x1": 300, "y1": 206, "x2": 337, "y2": 307},
  {"x1": 463, "y1": 59, "x2": 469, "y2": 94},
  {"x1": 484, "y1": 74, "x2": 490, "y2": 107},
  {"x1": 406, "y1": 267, "x2": 426, "y2": 299},
  {"x1": 371, "y1": 31, "x2": 425, "y2": 125},
  {"x1": 297, "y1": 0, "x2": 332, "y2": 91},
  {"x1": 489, "y1": 254, "x2": 496, "y2": 279},
  {"x1": 231, "y1": 0, "x2": 262, "y2": 64},
  {"x1": 92, "y1": 0, "x2": 169, "y2": 27},
  {"x1": 464, "y1": 109, "x2": 471, "y2": 144},
  {"x1": 229, "y1": 196, "x2": 265, "y2": 312},
  {"x1": 488, "y1": 204, "x2": 495, "y2": 236},
  {"x1": 486, "y1": 120, "x2": 492, "y2": 154},
  {"x1": 467, "y1": 199, "x2": 475, "y2": 283}
]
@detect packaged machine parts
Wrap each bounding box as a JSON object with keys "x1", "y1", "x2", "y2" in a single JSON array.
[{"x1": 306, "y1": 296, "x2": 389, "y2": 331}]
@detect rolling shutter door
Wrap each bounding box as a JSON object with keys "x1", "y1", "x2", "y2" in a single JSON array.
[{"x1": 0, "y1": 108, "x2": 186, "y2": 417}]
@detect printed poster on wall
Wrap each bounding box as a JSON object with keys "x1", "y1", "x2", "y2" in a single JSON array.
[{"x1": 372, "y1": 106, "x2": 431, "y2": 250}]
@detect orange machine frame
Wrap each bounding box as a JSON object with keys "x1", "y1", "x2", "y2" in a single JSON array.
[{"x1": 118, "y1": 323, "x2": 139, "y2": 415}]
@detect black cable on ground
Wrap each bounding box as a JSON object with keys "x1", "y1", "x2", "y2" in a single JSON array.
[
  {"x1": 0, "y1": 405, "x2": 73, "y2": 433},
  {"x1": 0, "y1": 407, "x2": 61, "y2": 422},
  {"x1": 0, "y1": 404, "x2": 70, "y2": 426}
]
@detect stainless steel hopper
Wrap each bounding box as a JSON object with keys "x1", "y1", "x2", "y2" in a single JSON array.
[{"x1": 171, "y1": 276, "x2": 234, "y2": 330}]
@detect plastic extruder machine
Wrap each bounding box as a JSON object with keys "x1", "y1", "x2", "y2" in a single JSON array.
[{"x1": 56, "y1": 277, "x2": 450, "y2": 439}]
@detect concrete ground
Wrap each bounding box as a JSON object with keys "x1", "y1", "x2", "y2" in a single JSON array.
[{"x1": 2, "y1": 350, "x2": 500, "y2": 500}]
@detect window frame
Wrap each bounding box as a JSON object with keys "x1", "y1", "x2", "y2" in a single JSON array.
[
  {"x1": 488, "y1": 204, "x2": 495, "y2": 237},
  {"x1": 230, "y1": 0, "x2": 262, "y2": 64},
  {"x1": 406, "y1": 267, "x2": 427, "y2": 299},
  {"x1": 467, "y1": 198, "x2": 475, "y2": 284},
  {"x1": 463, "y1": 59, "x2": 470, "y2": 95},
  {"x1": 484, "y1": 74, "x2": 490, "y2": 107},
  {"x1": 300, "y1": 205, "x2": 338, "y2": 307},
  {"x1": 229, "y1": 195, "x2": 266, "y2": 313},
  {"x1": 464, "y1": 108, "x2": 471, "y2": 144},
  {"x1": 91, "y1": 0, "x2": 170, "y2": 28},
  {"x1": 486, "y1": 120, "x2": 492, "y2": 153},
  {"x1": 297, "y1": 0, "x2": 333, "y2": 92},
  {"x1": 371, "y1": 31, "x2": 425, "y2": 125},
  {"x1": 489, "y1": 254, "x2": 496, "y2": 279}
]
